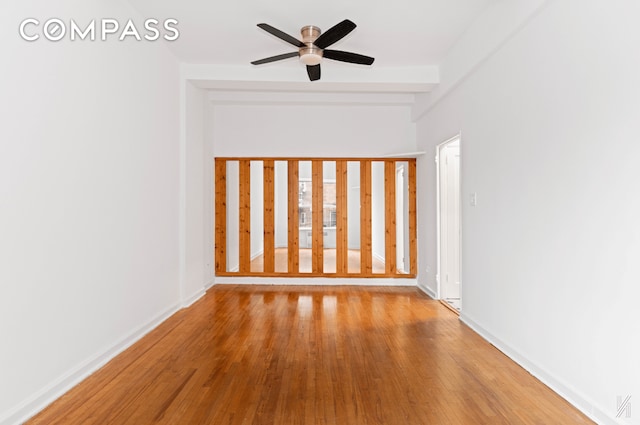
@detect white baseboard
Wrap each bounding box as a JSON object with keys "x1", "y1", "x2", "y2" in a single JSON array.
[
  {"x1": 1, "y1": 303, "x2": 180, "y2": 425},
  {"x1": 204, "y1": 279, "x2": 215, "y2": 290},
  {"x1": 417, "y1": 283, "x2": 437, "y2": 299},
  {"x1": 181, "y1": 288, "x2": 206, "y2": 308},
  {"x1": 459, "y1": 313, "x2": 615, "y2": 425}
]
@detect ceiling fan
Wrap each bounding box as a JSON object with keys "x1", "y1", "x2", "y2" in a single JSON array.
[{"x1": 251, "y1": 19, "x2": 375, "y2": 81}]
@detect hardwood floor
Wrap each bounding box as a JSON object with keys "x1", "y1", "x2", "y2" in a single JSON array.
[
  {"x1": 28, "y1": 286, "x2": 593, "y2": 425},
  {"x1": 250, "y1": 248, "x2": 388, "y2": 274}
]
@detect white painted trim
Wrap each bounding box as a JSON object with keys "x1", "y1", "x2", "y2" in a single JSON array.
[
  {"x1": 204, "y1": 95, "x2": 215, "y2": 297},
  {"x1": 182, "y1": 63, "x2": 438, "y2": 93},
  {"x1": 459, "y1": 313, "x2": 613, "y2": 425},
  {"x1": 381, "y1": 151, "x2": 427, "y2": 158},
  {"x1": 417, "y1": 283, "x2": 436, "y2": 299},
  {"x1": 214, "y1": 276, "x2": 417, "y2": 287},
  {"x1": 208, "y1": 91, "x2": 416, "y2": 107},
  {"x1": 435, "y1": 133, "x2": 462, "y2": 301},
  {"x1": 181, "y1": 288, "x2": 206, "y2": 308},
  {"x1": 1, "y1": 303, "x2": 181, "y2": 425},
  {"x1": 204, "y1": 279, "x2": 215, "y2": 290},
  {"x1": 178, "y1": 75, "x2": 188, "y2": 302}
]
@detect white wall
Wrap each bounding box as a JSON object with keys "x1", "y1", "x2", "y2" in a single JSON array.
[
  {"x1": 413, "y1": 0, "x2": 550, "y2": 120},
  {"x1": 210, "y1": 101, "x2": 416, "y2": 158},
  {"x1": 0, "y1": 2, "x2": 180, "y2": 423},
  {"x1": 415, "y1": 0, "x2": 640, "y2": 423},
  {"x1": 209, "y1": 97, "x2": 416, "y2": 281},
  {"x1": 183, "y1": 82, "x2": 210, "y2": 301}
]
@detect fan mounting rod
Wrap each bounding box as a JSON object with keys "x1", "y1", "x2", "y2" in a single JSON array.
[
  {"x1": 301, "y1": 25, "x2": 321, "y2": 43},
  {"x1": 299, "y1": 25, "x2": 323, "y2": 65}
]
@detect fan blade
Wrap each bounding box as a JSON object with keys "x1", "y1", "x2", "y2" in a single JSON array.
[
  {"x1": 251, "y1": 52, "x2": 299, "y2": 65},
  {"x1": 307, "y1": 64, "x2": 321, "y2": 81},
  {"x1": 313, "y1": 19, "x2": 356, "y2": 49},
  {"x1": 323, "y1": 50, "x2": 375, "y2": 65},
  {"x1": 257, "y1": 23, "x2": 304, "y2": 48}
]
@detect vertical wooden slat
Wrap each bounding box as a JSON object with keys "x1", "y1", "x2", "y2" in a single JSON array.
[
  {"x1": 408, "y1": 159, "x2": 418, "y2": 276},
  {"x1": 336, "y1": 160, "x2": 348, "y2": 274},
  {"x1": 239, "y1": 159, "x2": 251, "y2": 273},
  {"x1": 360, "y1": 160, "x2": 372, "y2": 275},
  {"x1": 263, "y1": 160, "x2": 275, "y2": 273},
  {"x1": 288, "y1": 160, "x2": 299, "y2": 273},
  {"x1": 214, "y1": 159, "x2": 227, "y2": 273},
  {"x1": 385, "y1": 161, "x2": 397, "y2": 274},
  {"x1": 312, "y1": 160, "x2": 323, "y2": 273}
]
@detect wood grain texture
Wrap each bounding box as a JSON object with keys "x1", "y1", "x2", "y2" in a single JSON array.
[
  {"x1": 239, "y1": 159, "x2": 251, "y2": 273},
  {"x1": 263, "y1": 160, "x2": 275, "y2": 273},
  {"x1": 214, "y1": 159, "x2": 226, "y2": 273},
  {"x1": 215, "y1": 157, "x2": 417, "y2": 278},
  {"x1": 312, "y1": 160, "x2": 323, "y2": 274},
  {"x1": 408, "y1": 159, "x2": 417, "y2": 275},
  {"x1": 28, "y1": 286, "x2": 594, "y2": 425},
  {"x1": 360, "y1": 160, "x2": 372, "y2": 275},
  {"x1": 336, "y1": 160, "x2": 348, "y2": 274},
  {"x1": 287, "y1": 160, "x2": 299, "y2": 274},
  {"x1": 385, "y1": 161, "x2": 397, "y2": 274}
]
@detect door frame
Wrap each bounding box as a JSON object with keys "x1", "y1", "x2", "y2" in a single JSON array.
[{"x1": 436, "y1": 134, "x2": 462, "y2": 308}]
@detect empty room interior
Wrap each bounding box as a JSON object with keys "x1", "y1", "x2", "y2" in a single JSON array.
[{"x1": 1, "y1": 0, "x2": 639, "y2": 424}]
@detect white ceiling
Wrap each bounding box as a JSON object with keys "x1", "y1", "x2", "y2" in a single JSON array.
[{"x1": 126, "y1": 0, "x2": 497, "y2": 88}]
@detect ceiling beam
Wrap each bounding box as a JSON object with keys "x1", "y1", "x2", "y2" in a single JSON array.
[{"x1": 182, "y1": 64, "x2": 438, "y2": 94}]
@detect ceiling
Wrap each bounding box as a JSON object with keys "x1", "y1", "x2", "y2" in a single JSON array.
[{"x1": 126, "y1": 0, "x2": 497, "y2": 88}]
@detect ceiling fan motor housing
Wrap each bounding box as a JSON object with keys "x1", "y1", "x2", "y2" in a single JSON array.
[
  {"x1": 301, "y1": 25, "x2": 321, "y2": 43},
  {"x1": 299, "y1": 25, "x2": 323, "y2": 65}
]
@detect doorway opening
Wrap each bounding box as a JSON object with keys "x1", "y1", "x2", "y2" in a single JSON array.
[{"x1": 437, "y1": 136, "x2": 461, "y2": 312}]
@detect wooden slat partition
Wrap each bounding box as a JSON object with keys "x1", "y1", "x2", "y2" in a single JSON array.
[
  {"x1": 408, "y1": 159, "x2": 418, "y2": 276},
  {"x1": 238, "y1": 159, "x2": 251, "y2": 273},
  {"x1": 312, "y1": 160, "x2": 323, "y2": 273},
  {"x1": 213, "y1": 157, "x2": 417, "y2": 279},
  {"x1": 360, "y1": 160, "x2": 372, "y2": 274},
  {"x1": 263, "y1": 160, "x2": 275, "y2": 273},
  {"x1": 336, "y1": 160, "x2": 348, "y2": 274},
  {"x1": 287, "y1": 160, "x2": 299, "y2": 273},
  {"x1": 214, "y1": 159, "x2": 227, "y2": 273},
  {"x1": 385, "y1": 161, "x2": 397, "y2": 274}
]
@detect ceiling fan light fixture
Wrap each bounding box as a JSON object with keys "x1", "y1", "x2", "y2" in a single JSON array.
[{"x1": 299, "y1": 46, "x2": 323, "y2": 66}]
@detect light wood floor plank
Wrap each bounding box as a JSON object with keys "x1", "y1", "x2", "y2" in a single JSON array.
[{"x1": 28, "y1": 286, "x2": 594, "y2": 425}]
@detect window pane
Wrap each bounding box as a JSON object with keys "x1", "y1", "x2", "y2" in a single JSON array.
[
  {"x1": 274, "y1": 161, "x2": 288, "y2": 273},
  {"x1": 323, "y1": 161, "x2": 336, "y2": 273},
  {"x1": 298, "y1": 161, "x2": 312, "y2": 273},
  {"x1": 371, "y1": 161, "x2": 385, "y2": 274},
  {"x1": 347, "y1": 161, "x2": 360, "y2": 273}
]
